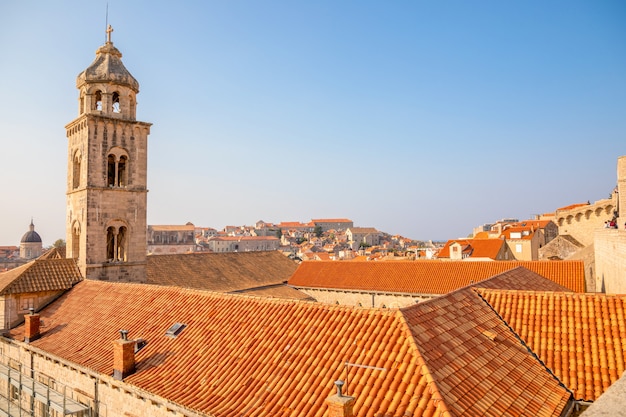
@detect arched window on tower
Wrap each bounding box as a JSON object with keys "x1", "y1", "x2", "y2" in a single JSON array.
[
  {"x1": 118, "y1": 155, "x2": 127, "y2": 186},
  {"x1": 71, "y1": 222, "x2": 80, "y2": 260},
  {"x1": 106, "y1": 226, "x2": 116, "y2": 261},
  {"x1": 72, "y1": 150, "x2": 81, "y2": 189},
  {"x1": 106, "y1": 223, "x2": 128, "y2": 262},
  {"x1": 106, "y1": 148, "x2": 130, "y2": 188},
  {"x1": 94, "y1": 90, "x2": 103, "y2": 111},
  {"x1": 107, "y1": 155, "x2": 116, "y2": 187},
  {"x1": 117, "y1": 226, "x2": 127, "y2": 262},
  {"x1": 112, "y1": 92, "x2": 120, "y2": 113}
]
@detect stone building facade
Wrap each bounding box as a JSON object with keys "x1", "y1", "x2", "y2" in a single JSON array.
[
  {"x1": 552, "y1": 195, "x2": 617, "y2": 247},
  {"x1": 147, "y1": 224, "x2": 197, "y2": 254},
  {"x1": 65, "y1": 27, "x2": 151, "y2": 282},
  {"x1": 594, "y1": 155, "x2": 626, "y2": 294}
]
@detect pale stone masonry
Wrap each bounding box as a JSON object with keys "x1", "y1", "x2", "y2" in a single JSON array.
[{"x1": 65, "y1": 30, "x2": 151, "y2": 282}]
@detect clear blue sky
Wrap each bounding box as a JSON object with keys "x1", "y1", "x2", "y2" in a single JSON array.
[{"x1": 0, "y1": 1, "x2": 624, "y2": 246}]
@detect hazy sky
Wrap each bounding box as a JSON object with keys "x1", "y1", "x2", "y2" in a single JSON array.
[{"x1": 0, "y1": 1, "x2": 624, "y2": 246}]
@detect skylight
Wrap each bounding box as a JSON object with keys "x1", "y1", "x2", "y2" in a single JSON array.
[{"x1": 165, "y1": 323, "x2": 186, "y2": 338}]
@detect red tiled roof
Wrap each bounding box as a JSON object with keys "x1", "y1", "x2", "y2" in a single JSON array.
[
  {"x1": 0, "y1": 258, "x2": 82, "y2": 295},
  {"x1": 10, "y1": 281, "x2": 444, "y2": 416},
  {"x1": 211, "y1": 236, "x2": 279, "y2": 241},
  {"x1": 311, "y1": 218, "x2": 353, "y2": 223},
  {"x1": 403, "y1": 288, "x2": 571, "y2": 416},
  {"x1": 149, "y1": 224, "x2": 195, "y2": 231},
  {"x1": 556, "y1": 203, "x2": 589, "y2": 211},
  {"x1": 478, "y1": 289, "x2": 626, "y2": 401},
  {"x1": 508, "y1": 220, "x2": 554, "y2": 229},
  {"x1": 499, "y1": 227, "x2": 535, "y2": 240},
  {"x1": 10, "y1": 280, "x2": 577, "y2": 416},
  {"x1": 288, "y1": 260, "x2": 585, "y2": 294},
  {"x1": 146, "y1": 252, "x2": 298, "y2": 295},
  {"x1": 437, "y1": 239, "x2": 506, "y2": 259}
]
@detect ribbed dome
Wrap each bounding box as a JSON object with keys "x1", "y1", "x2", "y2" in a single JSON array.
[
  {"x1": 21, "y1": 230, "x2": 42, "y2": 243},
  {"x1": 21, "y1": 220, "x2": 42, "y2": 243},
  {"x1": 76, "y1": 40, "x2": 139, "y2": 92}
]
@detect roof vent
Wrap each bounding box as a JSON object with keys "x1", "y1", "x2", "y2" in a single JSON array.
[
  {"x1": 134, "y1": 338, "x2": 148, "y2": 353},
  {"x1": 165, "y1": 323, "x2": 186, "y2": 338}
]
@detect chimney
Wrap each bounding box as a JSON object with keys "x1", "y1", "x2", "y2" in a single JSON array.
[
  {"x1": 113, "y1": 329, "x2": 135, "y2": 380},
  {"x1": 24, "y1": 308, "x2": 40, "y2": 343},
  {"x1": 326, "y1": 380, "x2": 355, "y2": 417}
]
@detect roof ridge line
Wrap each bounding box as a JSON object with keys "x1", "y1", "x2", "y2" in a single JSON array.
[
  {"x1": 394, "y1": 310, "x2": 454, "y2": 416},
  {"x1": 471, "y1": 288, "x2": 576, "y2": 401}
]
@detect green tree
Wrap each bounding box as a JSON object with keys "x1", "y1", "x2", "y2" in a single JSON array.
[
  {"x1": 314, "y1": 225, "x2": 323, "y2": 237},
  {"x1": 53, "y1": 239, "x2": 66, "y2": 248}
]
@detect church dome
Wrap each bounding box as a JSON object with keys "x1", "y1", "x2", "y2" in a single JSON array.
[
  {"x1": 21, "y1": 220, "x2": 42, "y2": 243},
  {"x1": 76, "y1": 28, "x2": 139, "y2": 92}
]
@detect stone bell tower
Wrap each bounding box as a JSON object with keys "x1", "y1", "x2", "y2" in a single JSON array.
[{"x1": 65, "y1": 25, "x2": 151, "y2": 282}]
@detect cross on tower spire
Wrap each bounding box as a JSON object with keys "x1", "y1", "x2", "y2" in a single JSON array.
[{"x1": 106, "y1": 24, "x2": 114, "y2": 43}]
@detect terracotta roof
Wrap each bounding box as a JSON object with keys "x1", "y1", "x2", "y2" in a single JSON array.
[
  {"x1": 0, "y1": 258, "x2": 82, "y2": 295},
  {"x1": 402, "y1": 288, "x2": 571, "y2": 416},
  {"x1": 499, "y1": 227, "x2": 535, "y2": 240},
  {"x1": 437, "y1": 239, "x2": 507, "y2": 259},
  {"x1": 149, "y1": 224, "x2": 195, "y2": 231},
  {"x1": 210, "y1": 236, "x2": 279, "y2": 241},
  {"x1": 288, "y1": 260, "x2": 584, "y2": 294},
  {"x1": 478, "y1": 289, "x2": 626, "y2": 401},
  {"x1": 556, "y1": 203, "x2": 589, "y2": 211},
  {"x1": 9, "y1": 280, "x2": 573, "y2": 416},
  {"x1": 508, "y1": 220, "x2": 554, "y2": 229},
  {"x1": 38, "y1": 247, "x2": 66, "y2": 260},
  {"x1": 9, "y1": 281, "x2": 439, "y2": 416},
  {"x1": 146, "y1": 251, "x2": 298, "y2": 295},
  {"x1": 311, "y1": 218, "x2": 353, "y2": 223},
  {"x1": 234, "y1": 283, "x2": 315, "y2": 301}
]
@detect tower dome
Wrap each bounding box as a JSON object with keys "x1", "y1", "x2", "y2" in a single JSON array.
[
  {"x1": 20, "y1": 220, "x2": 43, "y2": 260},
  {"x1": 21, "y1": 220, "x2": 42, "y2": 243},
  {"x1": 76, "y1": 26, "x2": 139, "y2": 92}
]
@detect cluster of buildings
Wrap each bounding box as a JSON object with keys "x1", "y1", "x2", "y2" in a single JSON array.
[
  {"x1": 146, "y1": 218, "x2": 425, "y2": 261},
  {"x1": 0, "y1": 26, "x2": 625, "y2": 417}
]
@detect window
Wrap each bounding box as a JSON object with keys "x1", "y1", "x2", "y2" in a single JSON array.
[
  {"x1": 515, "y1": 244, "x2": 522, "y2": 253},
  {"x1": 21, "y1": 297, "x2": 34, "y2": 312},
  {"x1": 10, "y1": 384, "x2": 19, "y2": 401},
  {"x1": 112, "y1": 91, "x2": 120, "y2": 113},
  {"x1": 107, "y1": 155, "x2": 116, "y2": 187},
  {"x1": 72, "y1": 221, "x2": 81, "y2": 260},
  {"x1": 106, "y1": 148, "x2": 130, "y2": 188},
  {"x1": 94, "y1": 90, "x2": 102, "y2": 111},
  {"x1": 72, "y1": 150, "x2": 81, "y2": 189},
  {"x1": 106, "y1": 224, "x2": 128, "y2": 262}
]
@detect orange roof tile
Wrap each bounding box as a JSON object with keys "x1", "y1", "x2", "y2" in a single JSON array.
[
  {"x1": 402, "y1": 287, "x2": 571, "y2": 416},
  {"x1": 0, "y1": 258, "x2": 82, "y2": 295},
  {"x1": 311, "y1": 218, "x2": 353, "y2": 223},
  {"x1": 288, "y1": 260, "x2": 585, "y2": 294},
  {"x1": 10, "y1": 281, "x2": 446, "y2": 417},
  {"x1": 499, "y1": 227, "x2": 536, "y2": 240},
  {"x1": 477, "y1": 289, "x2": 626, "y2": 401},
  {"x1": 147, "y1": 251, "x2": 298, "y2": 296},
  {"x1": 556, "y1": 203, "x2": 590, "y2": 211},
  {"x1": 437, "y1": 239, "x2": 507, "y2": 259},
  {"x1": 149, "y1": 224, "x2": 195, "y2": 231}
]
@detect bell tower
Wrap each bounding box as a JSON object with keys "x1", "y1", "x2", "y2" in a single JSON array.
[{"x1": 65, "y1": 26, "x2": 151, "y2": 282}]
